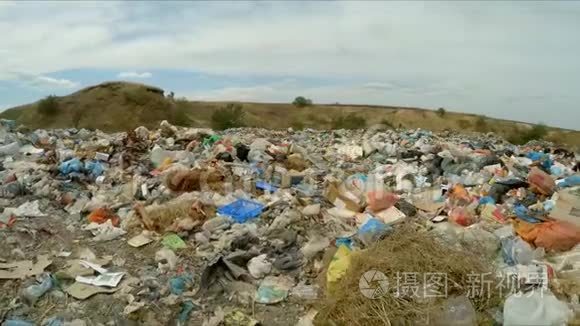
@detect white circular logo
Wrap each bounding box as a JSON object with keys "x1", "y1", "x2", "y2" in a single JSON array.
[{"x1": 359, "y1": 270, "x2": 389, "y2": 299}]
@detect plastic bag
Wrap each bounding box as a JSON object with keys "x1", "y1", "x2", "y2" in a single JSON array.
[
  {"x1": 501, "y1": 236, "x2": 544, "y2": 265},
  {"x1": 448, "y1": 207, "x2": 476, "y2": 227},
  {"x1": 366, "y1": 191, "x2": 398, "y2": 213},
  {"x1": 515, "y1": 219, "x2": 580, "y2": 252},
  {"x1": 59, "y1": 158, "x2": 83, "y2": 175},
  {"x1": 559, "y1": 175, "x2": 580, "y2": 188},
  {"x1": 326, "y1": 245, "x2": 352, "y2": 289},
  {"x1": 88, "y1": 207, "x2": 120, "y2": 227},
  {"x1": 528, "y1": 167, "x2": 556, "y2": 195},
  {"x1": 358, "y1": 218, "x2": 391, "y2": 246},
  {"x1": 503, "y1": 290, "x2": 572, "y2": 326}
]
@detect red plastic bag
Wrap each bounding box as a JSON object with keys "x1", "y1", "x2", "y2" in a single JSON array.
[
  {"x1": 528, "y1": 167, "x2": 556, "y2": 196},
  {"x1": 366, "y1": 191, "x2": 399, "y2": 213},
  {"x1": 448, "y1": 207, "x2": 476, "y2": 227}
]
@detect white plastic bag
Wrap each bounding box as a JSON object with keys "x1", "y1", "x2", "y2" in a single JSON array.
[{"x1": 503, "y1": 290, "x2": 572, "y2": 326}]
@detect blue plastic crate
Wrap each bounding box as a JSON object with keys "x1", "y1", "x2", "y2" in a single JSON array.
[{"x1": 217, "y1": 199, "x2": 265, "y2": 223}]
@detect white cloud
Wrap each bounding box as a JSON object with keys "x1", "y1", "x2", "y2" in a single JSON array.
[
  {"x1": 117, "y1": 71, "x2": 152, "y2": 79},
  {"x1": 7, "y1": 72, "x2": 79, "y2": 89},
  {"x1": 33, "y1": 76, "x2": 79, "y2": 88},
  {"x1": 0, "y1": 2, "x2": 579, "y2": 128}
]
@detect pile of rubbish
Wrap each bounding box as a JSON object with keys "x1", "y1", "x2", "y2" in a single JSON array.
[{"x1": 0, "y1": 118, "x2": 579, "y2": 325}]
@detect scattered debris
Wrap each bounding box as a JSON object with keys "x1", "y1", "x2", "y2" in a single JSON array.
[{"x1": 0, "y1": 120, "x2": 578, "y2": 325}]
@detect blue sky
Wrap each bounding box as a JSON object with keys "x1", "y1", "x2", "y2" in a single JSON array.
[{"x1": 1, "y1": 1, "x2": 579, "y2": 129}]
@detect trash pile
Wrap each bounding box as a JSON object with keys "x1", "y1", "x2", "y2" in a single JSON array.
[{"x1": 0, "y1": 118, "x2": 579, "y2": 325}]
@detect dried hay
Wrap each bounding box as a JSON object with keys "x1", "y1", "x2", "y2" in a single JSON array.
[
  {"x1": 316, "y1": 223, "x2": 502, "y2": 325},
  {"x1": 133, "y1": 197, "x2": 215, "y2": 233}
]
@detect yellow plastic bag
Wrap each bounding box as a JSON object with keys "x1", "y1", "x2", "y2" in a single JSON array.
[{"x1": 326, "y1": 245, "x2": 352, "y2": 288}]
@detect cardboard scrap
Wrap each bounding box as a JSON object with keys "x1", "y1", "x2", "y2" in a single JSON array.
[
  {"x1": 374, "y1": 206, "x2": 406, "y2": 225},
  {"x1": 65, "y1": 282, "x2": 117, "y2": 300},
  {"x1": 128, "y1": 233, "x2": 153, "y2": 248},
  {"x1": 324, "y1": 182, "x2": 362, "y2": 212},
  {"x1": 0, "y1": 255, "x2": 51, "y2": 279}
]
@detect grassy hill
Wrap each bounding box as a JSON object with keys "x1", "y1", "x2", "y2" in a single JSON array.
[{"x1": 2, "y1": 81, "x2": 579, "y2": 149}]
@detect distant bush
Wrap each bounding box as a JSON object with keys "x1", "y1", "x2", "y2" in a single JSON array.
[
  {"x1": 123, "y1": 88, "x2": 151, "y2": 106},
  {"x1": 38, "y1": 95, "x2": 59, "y2": 115},
  {"x1": 291, "y1": 119, "x2": 305, "y2": 130},
  {"x1": 380, "y1": 118, "x2": 394, "y2": 128},
  {"x1": 437, "y1": 107, "x2": 446, "y2": 117},
  {"x1": 457, "y1": 119, "x2": 471, "y2": 129},
  {"x1": 169, "y1": 99, "x2": 191, "y2": 126},
  {"x1": 72, "y1": 108, "x2": 83, "y2": 128},
  {"x1": 211, "y1": 103, "x2": 245, "y2": 130},
  {"x1": 306, "y1": 113, "x2": 326, "y2": 125},
  {"x1": 508, "y1": 123, "x2": 548, "y2": 145},
  {"x1": 331, "y1": 113, "x2": 367, "y2": 129},
  {"x1": 292, "y1": 96, "x2": 312, "y2": 108},
  {"x1": 475, "y1": 115, "x2": 488, "y2": 132}
]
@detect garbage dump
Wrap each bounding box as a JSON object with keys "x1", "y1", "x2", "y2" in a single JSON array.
[{"x1": 0, "y1": 119, "x2": 579, "y2": 325}]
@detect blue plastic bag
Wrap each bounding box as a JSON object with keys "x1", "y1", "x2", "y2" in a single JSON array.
[
  {"x1": 479, "y1": 196, "x2": 495, "y2": 205},
  {"x1": 84, "y1": 160, "x2": 105, "y2": 178},
  {"x1": 526, "y1": 152, "x2": 545, "y2": 162},
  {"x1": 514, "y1": 204, "x2": 542, "y2": 223},
  {"x1": 59, "y1": 158, "x2": 83, "y2": 175},
  {"x1": 217, "y1": 199, "x2": 264, "y2": 223},
  {"x1": 3, "y1": 320, "x2": 34, "y2": 326},
  {"x1": 560, "y1": 175, "x2": 580, "y2": 188},
  {"x1": 358, "y1": 218, "x2": 392, "y2": 246},
  {"x1": 177, "y1": 300, "x2": 197, "y2": 325},
  {"x1": 169, "y1": 274, "x2": 193, "y2": 295},
  {"x1": 335, "y1": 237, "x2": 353, "y2": 249}
]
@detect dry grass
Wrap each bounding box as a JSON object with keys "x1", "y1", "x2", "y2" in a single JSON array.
[
  {"x1": 315, "y1": 224, "x2": 502, "y2": 326},
  {"x1": 2, "y1": 81, "x2": 579, "y2": 149}
]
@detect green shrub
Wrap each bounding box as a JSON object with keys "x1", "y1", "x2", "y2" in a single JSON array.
[
  {"x1": 292, "y1": 96, "x2": 312, "y2": 108},
  {"x1": 291, "y1": 119, "x2": 305, "y2": 130},
  {"x1": 437, "y1": 107, "x2": 446, "y2": 117},
  {"x1": 38, "y1": 95, "x2": 59, "y2": 115},
  {"x1": 211, "y1": 103, "x2": 245, "y2": 130},
  {"x1": 508, "y1": 123, "x2": 548, "y2": 145},
  {"x1": 331, "y1": 113, "x2": 367, "y2": 129},
  {"x1": 169, "y1": 99, "x2": 191, "y2": 126}
]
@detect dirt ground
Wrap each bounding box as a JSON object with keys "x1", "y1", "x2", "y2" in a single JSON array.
[{"x1": 0, "y1": 198, "x2": 309, "y2": 326}]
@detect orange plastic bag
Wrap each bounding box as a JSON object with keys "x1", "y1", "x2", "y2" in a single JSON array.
[
  {"x1": 449, "y1": 184, "x2": 472, "y2": 206},
  {"x1": 366, "y1": 191, "x2": 399, "y2": 213},
  {"x1": 88, "y1": 207, "x2": 120, "y2": 227},
  {"x1": 515, "y1": 219, "x2": 580, "y2": 252}
]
